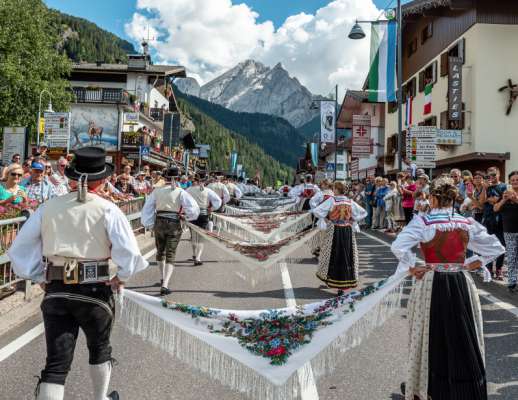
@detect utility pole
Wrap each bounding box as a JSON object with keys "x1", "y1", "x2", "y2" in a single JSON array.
[
  {"x1": 334, "y1": 84, "x2": 338, "y2": 181},
  {"x1": 396, "y1": 0, "x2": 403, "y2": 171}
]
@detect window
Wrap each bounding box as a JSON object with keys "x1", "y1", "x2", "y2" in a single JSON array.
[
  {"x1": 419, "y1": 116, "x2": 437, "y2": 127},
  {"x1": 403, "y1": 77, "x2": 417, "y2": 99},
  {"x1": 388, "y1": 102, "x2": 398, "y2": 114},
  {"x1": 440, "y1": 103, "x2": 465, "y2": 130},
  {"x1": 407, "y1": 37, "x2": 418, "y2": 57},
  {"x1": 421, "y1": 23, "x2": 433, "y2": 45},
  {"x1": 419, "y1": 61, "x2": 438, "y2": 92},
  {"x1": 440, "y1": 38, "x2": 465, "y2": 77},
  {"x1": 336, "y1": 163, "x2": 345, "y2": 172}
]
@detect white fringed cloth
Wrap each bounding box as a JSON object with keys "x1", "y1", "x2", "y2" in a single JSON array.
[{"x1": 120, "y1": 272, "x2": 409, "y2": 400}]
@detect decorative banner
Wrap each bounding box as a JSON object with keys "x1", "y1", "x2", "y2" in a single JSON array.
[
  {"x1": 367, "y1": 21, "x2": 397, "y2": 102},
  {"x1": 350, "y1": 158, "x2": 359, "y2": 175},
  {"x1": 436, "y1": 129, "x2": 462, "y2": 145},
  {"x1": 44, "y1": 112, "x2": 71, "y2": 150},
  {"x1": 352, "y1": 115, "x2": 372, "y2": 159},
  {"x1": 320, "y1": 101, "x2": 336, "y2": 143},
  {"x1": 448, "y1": 56, "x2": 463, "y2": 121},
  {"x1": 407, "y1": 126, "x2": 437, "y2": 168},
  {"x1": 230, "y1": 151, "x2": 238, "y2": 173},
  {"x1": 309, "y1": 143, "x2": 319, "y2": 167},
  {"x1": 2, "y1": 127, "x2": 26, "y2": 164}
]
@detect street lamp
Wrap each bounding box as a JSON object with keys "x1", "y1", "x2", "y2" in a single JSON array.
[
  {"x1": 37, "y1": 89, "x2": 53, "y2": 147},
  {"x1": 348, "y1": 0, "x2": 403, "y2": 172}
]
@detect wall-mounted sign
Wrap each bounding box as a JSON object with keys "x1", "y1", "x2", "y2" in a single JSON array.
[
  {"x1": 123, "y1": 112, "x2": 139, "y2": 124},
  {"x1": 448, "y1": 56, "x2": 463, "y2": 121},
  {"x1": 350, "y1": 158, "x2": 359, "y2": 175},
  {"x1": 320, "y1": 101, "x2": 336, "y2": 143},
  {"x1": 407, "y1": 126, "x2": 437, "y2": 168},
  {"x1": 352, "y1": 115, "x2": 372, "y2": 159},
  {"x1": 2, "y1": 127, "x2": 26, "y2": 164},
  {"x1": 436, "y1": 129, "x2": 462, "y2": 145}
]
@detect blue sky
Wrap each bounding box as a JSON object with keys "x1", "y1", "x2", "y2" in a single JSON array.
[{"x1": 45, "y1": 0, "x2": 401, "y2": 41}]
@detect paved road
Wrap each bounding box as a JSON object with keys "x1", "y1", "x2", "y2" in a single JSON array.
[{"x1": 0, "y1": 229, "x2": 517, "y2": 400}]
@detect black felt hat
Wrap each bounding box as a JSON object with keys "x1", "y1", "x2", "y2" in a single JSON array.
[
  {"x1": 165, "y1": 166, "x2": 180, "y2": 178},
  {"x1": 64, "y1": 147, "x2": 114, "y2": 181}
]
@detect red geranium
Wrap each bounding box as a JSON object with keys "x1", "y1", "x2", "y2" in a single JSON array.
[{"x1": 266, "y1": 346, "x2": 286, "y2": 357}]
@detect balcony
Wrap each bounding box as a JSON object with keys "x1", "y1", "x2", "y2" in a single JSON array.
[
  {"x1": 73, "y1": 87, "x2": 129, "y2": 104},
  {"x1": 149, "y1": 107, "x2": 164, "y2": 122}
]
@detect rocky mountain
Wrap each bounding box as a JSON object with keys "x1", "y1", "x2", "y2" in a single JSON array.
[
  {"x1": 176, "y1": 60, "x2": 319, "y2": 128},
  {"x1": 175, "y1": 77, "x2": 201, "y2": 97}
]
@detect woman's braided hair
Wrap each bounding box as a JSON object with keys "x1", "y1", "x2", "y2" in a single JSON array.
[{"x1": 429, "y1": 176, "x2": 459, "y2": 209}]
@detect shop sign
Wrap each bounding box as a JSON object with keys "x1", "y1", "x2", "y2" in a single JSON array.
[
  {"x1": 436, "y1": 129, "x2": 462, "y2": 145},
  {"x1": 407, "y1": 126, "x2": 437, "y2": 168},
  {"x1": 352, "y1": 115, "x2": 371, "y2": 159},
  {"x1": 123, "y1": 112, "x2": 139, "y2": 124},
  {"x1": 2, "y1": 127, "x2": 26, "y2": 164},
  {"x1": 44, "y1": 112, "x2": 71, "y2": 149},
  {"x1": 448, "y1": 57, "x2": 463, "y2": 121}
]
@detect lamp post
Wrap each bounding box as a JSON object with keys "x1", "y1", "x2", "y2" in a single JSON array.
[
  {"x1": 348, "y1": 0, "x2": 403, "y2": 171},
  {"x1": 310, "y1": 84, "x2": 339, "y2": 181},
  {"x1": 37, "y1": 89, "x2": 53, "y2": 147}
]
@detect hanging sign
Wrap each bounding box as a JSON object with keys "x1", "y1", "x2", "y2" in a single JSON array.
[
  {"x1": 44, "y1": 112, "x2": 71, "y2": 150},
  {"x1": 448, "y1": 57, "x2": 463, "y2": 121},
  {"x1": 320, "y1": 101, "x2": 336, "y2": 143},
  {"x1": 350, "y1": 158, "x2": 359, "y2": 175},
  {"x1": 436, "y1": 129, "x2": 462, "y2": 145}
]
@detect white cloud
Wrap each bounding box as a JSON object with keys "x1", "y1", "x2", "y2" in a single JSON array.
[{"x1": 125, "y1": 0, "x2": 380, "y2": 96}]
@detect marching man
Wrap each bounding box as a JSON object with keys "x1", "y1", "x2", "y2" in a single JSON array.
[
  {"x1": 224, "y1": 175, "x2": 243, "y2": 205},
  {"x1": 142, "y1": 166, "x2": 199, "y2": 295},
  {"x1": 187, "y1": 174, "x2": 222, "y2": 265},
  {"x1": 289, "y1": 174, "x2": 321, "y2": 211},
  {"x1": 208, "y1": 176, "x2": 230, "y2": 212},
  {"x1": 8, "y1": 147, "x2": 149, "y2": 400}
]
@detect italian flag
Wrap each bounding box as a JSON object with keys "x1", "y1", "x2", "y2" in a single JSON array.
[
  {"x1": 424, "y1": 83, "x2": 433, "y2": 114},
  {"x1": 368, "y1": 21, "x2": 397, "y2": 103},
  {"x1": 405, "y1": 96, "x2": 413, "y2": 126}
]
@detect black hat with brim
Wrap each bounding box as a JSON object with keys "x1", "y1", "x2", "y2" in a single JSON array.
[{"x1": 65, "y1": 146, "x2": 114, "y2": 181}]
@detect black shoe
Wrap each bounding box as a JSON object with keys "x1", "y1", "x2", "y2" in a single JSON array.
[
  {"x1": 160, "y1": 287, "x2": 172, "y2": 296},
  {"x1": 108, "y1": 391, "x2": 119, "y2": 400},
  {"x1": 508, "y1": 283, "x2": 517, "y2": 293},
  {"x1": 194, "y1": 260, "x2": 203, "y2": 266},
  {"x1": 400, "y1": 382, "x2": 406, "y2": 395}
]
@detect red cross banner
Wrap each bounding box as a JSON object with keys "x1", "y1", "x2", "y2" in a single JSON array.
[{"x1": 352, "y1": 115, "x2": 372, "y2": 159}]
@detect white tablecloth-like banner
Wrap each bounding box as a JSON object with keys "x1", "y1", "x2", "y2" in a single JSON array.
[{"x1": 120, "y1": 273, "x2": 408, "y2": 400}]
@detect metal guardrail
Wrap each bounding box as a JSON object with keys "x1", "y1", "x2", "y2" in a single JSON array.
[{"x1": 0, "y1": 197, "x2": 146, "y2": 295}]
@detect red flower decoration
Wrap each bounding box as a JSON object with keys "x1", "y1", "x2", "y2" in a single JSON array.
[{"x1": 266, "y1": 346, "x2": 287, "y2": 357}]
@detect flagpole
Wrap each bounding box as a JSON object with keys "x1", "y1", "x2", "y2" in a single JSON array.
[
  {"x1": 396, "y1": 0, "x2": 403, "y2": 171},
  {"x1": 334, "y1": 84, "x2": 338, "y2": 181}
]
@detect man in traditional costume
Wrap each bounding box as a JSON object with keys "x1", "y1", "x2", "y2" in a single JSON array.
[
  {"x1": 224, "y1": 175, "x2": 243, "y2": 206},
  {"x1": 288, "y1": 174, "x2": 320, "y2": 211},
  {"x1": 311, "y1": 181, "x2": 367, "y2": 289},
  {"x1": 142, "y1": 166, "x2": 200, "y2": 295},
  {"x1": 391, "y1": 177, "x2": 505, "y2": 400},
  {"x1": 8, "y1": 147, "x2": 149, "y2": 400},
  {"x1": 186, "y1": 174, "x2": 222, "y2": 265},
  {"x1": 208, "y1": 176, "x2": 231, "y2": 212}
]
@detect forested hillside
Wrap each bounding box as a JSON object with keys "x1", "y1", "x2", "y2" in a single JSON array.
[
  {"x1": 175, "y1": 88, "x2": 305, "y2": 167},
  {"x1": 49, "y1": 10, "x2": 136, "y2": 63},
  {"x1": 178, "y1": 99, "x2": 292, "y2": 186}
]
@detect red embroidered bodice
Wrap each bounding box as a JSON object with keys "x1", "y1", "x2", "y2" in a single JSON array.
[
  {"x1": 329, "y1": 199, "x2": 353, "y2": 226},
  {"x1": 420, "y1": 229, "x2": 469, "y2": 264}
]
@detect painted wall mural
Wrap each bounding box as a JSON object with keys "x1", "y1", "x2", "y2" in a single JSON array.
[{"x1": 70, "y1": 104, "x2": 119, "y2": 151}]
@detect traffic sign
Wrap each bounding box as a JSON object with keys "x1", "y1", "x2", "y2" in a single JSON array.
[{"x1": 140, "y1": 145, "x2": 150, "y2": 156}]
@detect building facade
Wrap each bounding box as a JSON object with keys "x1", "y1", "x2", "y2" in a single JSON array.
[{"x1": 384, "y1": 0, "x2": 518, "y2": 176}]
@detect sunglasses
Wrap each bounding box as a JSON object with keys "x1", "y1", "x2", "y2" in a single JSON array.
[
  {"x1": 10, "y1": 173, "x2": 23, "y2": 177},
  {"x1": 488, "y1": 173, "x2": 497, "y2": 177}
]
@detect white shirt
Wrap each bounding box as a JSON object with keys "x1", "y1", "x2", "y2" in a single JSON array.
[
  {"x1": 288, "y1": 183, "x2": 321, "y2": 205},
  {"x1": 208, "y1": 182, "x2": 231, "y2": 205},
  {"x1": 311, "y1": 196, "x2": 367, "y2": 231},
  {"x1": 50, "y1": 171, "x2": 69, "y2": 196},
  {"x1": 8, "y1": 201, "x2": 149, "y2": 282},
  {"x1": 391, "y1": 208, "x2": 506, "y2": 275},
  {"x1": 187, "y1": 186, "x2": 222, "y2": 210},
  {"x1": 141, "y1": 186, "x2": 200, "y2": 228},
  {"x1": 309, "y1": 189, "x2": 334, "y2": 210}
]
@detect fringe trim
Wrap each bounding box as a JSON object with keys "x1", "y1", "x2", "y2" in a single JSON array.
[{"x1": 119, "y1": 277, "x2": 408, "y2": 400}]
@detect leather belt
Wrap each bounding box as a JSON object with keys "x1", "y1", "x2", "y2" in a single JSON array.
[
  {"x1": 157, "y1": 211, "x2": 180, "y2": 221},
  {"x1": 199, "y1": 208, "x2": 209, "y2": 216},
  {"x1": 426, "y1": 263, "x2": 465, "y2": 273},
  {"x1": 45, "y1": 259, "x2": 110, "y2": 284}
]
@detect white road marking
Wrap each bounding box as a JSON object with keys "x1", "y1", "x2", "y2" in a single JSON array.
[
  {"x1": 360, "y1": 231, "x2": 518, "y2": 319},
  {"x1": 280, "y1": 262, "x2": 319, "y2": 400},
  {"x1": 0, "y1": 249, "x2": 157, "y2": 364},
  {"x1": 0, "y1": 323, "x2": 44, "y2": 363}
]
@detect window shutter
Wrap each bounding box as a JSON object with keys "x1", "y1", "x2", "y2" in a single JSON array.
[
  {"x1": 432, "y1": 61, "x2": 438, "y2": 84},
  {"x1": 440, "y1": 52, "x2": 449, "y2": 76},
  {"x1": 440, "y1": 111, "x2": 448, "y2": 129},
  {"x1": 459, "y1": 38, "x2": 466, "y2": 64},
  {"x1": 412, "y1": 77, "x2": 417, "y2": 97},
  {"x1": 419, "y1": 71, "x2": 425, "y2": 92},
  {"x1": 430, "y1": 116, "x2": 437, "y2": 127},
  {"x1": 418, "y1": 121, "x2": 425, "y2": 126}
]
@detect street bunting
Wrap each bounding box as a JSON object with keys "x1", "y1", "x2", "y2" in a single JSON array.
[
  {"x1": 436, "y1": 129, "x2": 462, "y2": 145},
  {"x1": 2, "y1": 127, "x2": 26, "y2": 164},
  {"x1": 352, "y1": 115, "x2": 372, "y2": 159},
  {"x1": 448, "y1": 56, "x2": 463, "y2": 121},
  {"x1": 44, "y1": 112, "x2": 71, "y2": 150},
  {"x1": 407, "y1": 126, "x2": 437, "y2": 168},
  {"x1": 320, "y1": 101, "x2": 336, "y2": 143}
]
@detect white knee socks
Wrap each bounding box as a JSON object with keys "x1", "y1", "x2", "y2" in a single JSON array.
[
  {"x1": 162, "y1": 263, "x2": 174, "y2": 288},
  {"x1": 207, "y1": 220, "x2": 214, "y2": 232},
  {"x1": 157, "y1": 260, "x2": 165, "y2": 281},
  {"x1": 196, "y1": 243, "x2": 204, "y2": 262},
  {"x1": 89, "y1": 361, "x2": 112, "y2": 400},
  {"x1": 36, "y1": 383, "x2": 64, "y2": 400}
]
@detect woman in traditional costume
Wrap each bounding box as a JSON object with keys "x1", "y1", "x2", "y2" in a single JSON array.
[
  {"x1": 288, "y1": 174, "x2": 320, "y2": 211},
  {"x1": 312, "y1": 181, "x2": 367, "y2": 289},
  {"x1": 391, "y1": 177, "x2": 505, "y2": 400},
  {"x1": 309, "y1": 179, "x2": 335, "y2": 258}
]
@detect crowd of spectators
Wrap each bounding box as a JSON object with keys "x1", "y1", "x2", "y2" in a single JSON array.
[{"x1": 347, "y1": 166, "x2": 518, "y2": 290}]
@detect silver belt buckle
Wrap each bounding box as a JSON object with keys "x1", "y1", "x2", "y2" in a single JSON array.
[
  {"x1": 82, "y1": 262, "x2": 99, "y2": 283},
  {"x1": 63, "y1": 259, "x2": 79, "y2": 285}
]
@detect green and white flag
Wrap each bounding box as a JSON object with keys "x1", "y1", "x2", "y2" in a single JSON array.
[{"x1": 368, "y1": 21, "x2": 397, "y2": 102}]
